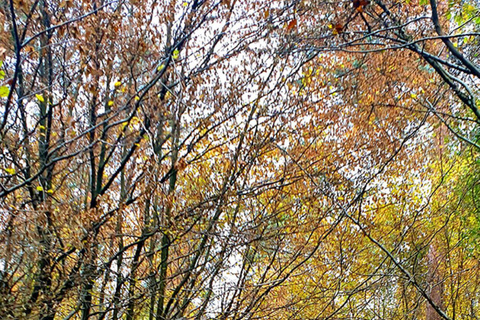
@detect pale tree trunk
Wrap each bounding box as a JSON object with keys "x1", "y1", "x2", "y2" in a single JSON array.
[{"x1": 426, "y1": 244, "x2": 445, "y2": 320}]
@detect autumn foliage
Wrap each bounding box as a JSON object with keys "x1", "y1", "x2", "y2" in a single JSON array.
[{"x1": 1, "y1": 0, "x2": 480, "y2": 319}]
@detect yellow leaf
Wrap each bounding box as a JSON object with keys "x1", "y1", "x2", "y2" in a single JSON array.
[
  {"x1": 131, "y1": 116, "x2": 140, "y2": 124},
  {"x1": 47, "y1": 189, "x2": 54, "y2": 194},
  {"x1": 182, "y1": 1, "x2": 188, "y2": 6},
  {"x1": 172, "y1": 49, "x2": 179, "y2": 59},
  {"x1": 108, "y1": 100, "x2": 114, "y2": 107},
  {"x1": 39, "y1": 125, "x2": 46, "y2": 130},
  {"x1": 134, "y1": 96, "x2": 140, "y2": 101},
  {"x1": 0, "y1": 86, "x2": 9, "y2": 98},
  {"x1": 37, "y1": 186, "x2": 44, "y2": 191},
  {"x1": 410, "y1": 93, "x2": 417, "y2": 99},
  {"x1": 114, "y1": 81, "x2": 122, "y2": 87},
  {"x1": 5, "y1": 168, "x2": 15, "y2": 175},
  {"x1": 35, "y1": 94, "x2": 45, "y2": 102},
  {"x1": 157, "y1": 64, "x2": 165, "y2": 71}
]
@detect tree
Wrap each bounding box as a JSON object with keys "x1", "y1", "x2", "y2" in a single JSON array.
[
  {"x1": 1, "y1": 0, "x2": 480, "y2": 320},
  {"x1": 276, "y1": 0, "x2": 480, "y2": 319}
]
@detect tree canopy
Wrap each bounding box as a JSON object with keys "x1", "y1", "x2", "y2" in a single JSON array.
[{"x1": 1, "y1": 0, "x2": 480, "y2": 319}]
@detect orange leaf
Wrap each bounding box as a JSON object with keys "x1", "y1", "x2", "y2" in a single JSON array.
[{"x1": 286, "y1": 19, "x2": 297, "y2": 31}]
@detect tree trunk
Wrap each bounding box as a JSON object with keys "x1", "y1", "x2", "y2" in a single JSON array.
[{"x1": 426, "y1": 244, "x2": 444, "y2": 320}]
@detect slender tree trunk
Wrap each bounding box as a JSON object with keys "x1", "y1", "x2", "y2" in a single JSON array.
[
  {"x1": 426, "y1": 244, "x2": 445, "y2": 320},
  {"x1": 112, "y1": 165, "x2": 127, "y2": 320},
  {"x1": 29, "y1": 2, "x2": 56, "y2": 318},
  {"x1": 125, "y1": 239, "x2": 146, "y2": 320},
  {"x1": 156, "y1": 98, "x2": 179, "y2": 320}
]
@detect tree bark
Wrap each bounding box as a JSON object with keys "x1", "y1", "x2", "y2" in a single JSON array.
[{"x1": 426, "y1": 244, "x2": 445, "y2": 320}]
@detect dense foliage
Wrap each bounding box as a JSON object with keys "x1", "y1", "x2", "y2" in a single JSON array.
[{"x1": 1, "y1": 0, "x2": 480, "y2": 319}]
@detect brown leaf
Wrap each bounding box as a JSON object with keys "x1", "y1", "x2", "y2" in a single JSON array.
[
  {"x1": 333, "y1": 23, "x2": 344, "y2": 35},
  {"x1": 353, "y1": 0, "x2": 369, "y2": 12}
]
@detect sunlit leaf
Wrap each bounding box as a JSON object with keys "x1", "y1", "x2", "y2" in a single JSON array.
[
  {"x1": 35, "y1": 94, "x2": 45, "y2": 102},
  {"x1": 0, "y1": 85, "x2": 8, "y2": 98},
  {"x1": 172, "y1": 49, "x2": 179, "y2": 59}
]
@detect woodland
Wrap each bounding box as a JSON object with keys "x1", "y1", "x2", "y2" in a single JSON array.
[{"x1": 1, "y1": 0, "x2": 480, "y2": 319}]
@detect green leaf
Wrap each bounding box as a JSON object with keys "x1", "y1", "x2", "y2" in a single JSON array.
[
  {"x1": 0, "y1": 86, "x2": 9, "y2": 98},
  {"x1": 454, "y1": 13, "x2": 463, "y2": 25}
]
